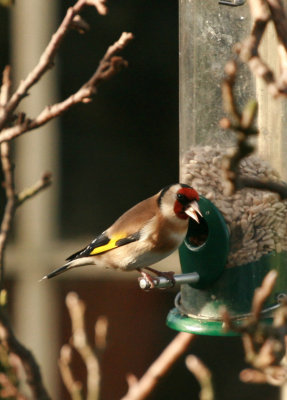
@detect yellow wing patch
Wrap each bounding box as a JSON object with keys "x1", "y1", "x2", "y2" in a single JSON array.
[{"x1": 90, "y1": 232, "x2": 127, "y2": 255}]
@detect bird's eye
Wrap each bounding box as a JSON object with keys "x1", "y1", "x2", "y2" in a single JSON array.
[{"x1": 176, "y1": 193, "x2": 189, "y2": 205}]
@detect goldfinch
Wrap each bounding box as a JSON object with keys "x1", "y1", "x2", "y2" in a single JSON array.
[{"x1": 41, "y1": 183, "x2": 202, "y2": 282}]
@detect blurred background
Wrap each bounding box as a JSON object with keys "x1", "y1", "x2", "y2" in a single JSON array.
[{"x1": 0, "y1": 0, "x2": 280, "y2": 399}]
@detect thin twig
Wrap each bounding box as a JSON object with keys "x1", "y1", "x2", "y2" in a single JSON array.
[
  {"x1": 89, "y1": 0, "x2": 108, "y2": 15},
  {"x1": 94, "y1": 315, "x2": 108, "y2": 352},
  {"x1": 221, "y1": 60, "x2": 241, "y2": 124},
  {"x1": 251, "y1": 269, "x2": 278, "y2": 321},
  {"x1": 0, "y1": 308, "x2": 51, "y2": 400},
  {"x1": 0, "y1": 373, "x2": 28, "y2": 400},
  {"x1": 71, "y1": 15, "x2": 91, "y2": 34},
  {"x1": 0, "y1": 67, "x2": 14, "y2": 283},
  {"x1": 222, "y1": 271, "x2": 287, "y2": 386},
  {"x1": 121, "y1": 332, "x2": 194, "y2": 400},
  {"x1": 60, "y1": 296, "x2": 109, "y2": 398},
  {"x1": 0, "y1": 66, "x2": 12, "y2": 119},
  {"x1": 237, "y1": 0, "x2": 278, "y2": 94},
  {"x1": 58, "y1": 344, "x2": 83, "y2": 400},
  {"x1": 237, "y1": 0, "x2": 287, "y2": 96},
  {"x1": 222, "y1": 270, "x2": 278, "y2": 333},
  {"x1": 266, "y1": 0, "x2": 287, "y2": 60},
  {"x1": 0, "y1": 142, "x2": 15, "y2": 284},
  {"x1": 0, "y1": 0, "x2": 108, "y2": 131},
  {"x1": 0, "y1": 32, "x2": 133, "y2": 144},
  {"x1": 266, "y1": 0, "x2": 287, "y2": 89},
  {"x1": 220, "y1": 58, "x2": 287, "y2": 198},
  {"x1": 16, "y1": 172, "x2": 52, "y2": 207},
  {"x1": 237, "y1": 176, "x2": 287, "y2": 199},
  {"x1": 83, "y1": 32, "x2": 133, "y2": 89},
  {"x1": 220, "y1": 60, "x2": 259, "y2": 195},
  {"x1": 66, "y1": 292, "x2": 101, "y2": 400},
  {"x1": 0, "y1": 150, "x2": 51, "y2": 283},
  {"x1": 240, "y1": 366, "x2": 287, "y2": 385},
  {"x1": 185, "y1": 355, "x2": 214, "y2": 400}
]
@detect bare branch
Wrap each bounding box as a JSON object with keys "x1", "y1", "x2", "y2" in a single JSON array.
[
  {"x1": 240, "y1": 368, "x2": 268, "y2": 383},
  {"x1": 66, "y1": 292, "x2": 101, "y2": 400},
  {"x1": 251, "y1": 270, "x2": 278, "y2": 321},
  {"x1": 0, "y1": 0, "x2": 109, "y2": 131},
  {"x1": 237, "y1": 176, "x2": 287, "y2": 199},
  {"x1": 241, "y1": 333, "x2": 257, "y2": 364},
  {"x1": 88, "y1": 0, "x2": 108, "y2": 15},
  {"x1": 121, "y1": 332, "x2": 194, "y2": 400},
  {"x1": 239, "y1": 0, "x2": 277, "y2": 93},
  {"x1": 0, "y1": 373, "x2": 28, "y2": 400},
  {"x1": 0, "y1": 142, "x2": 16, "y2": 283},
  {"x1": 60, "y1": 294, "x2": 110, "y2": 399},
  {"x1": 240, "y1": 367, "x2": 285, "y2": 385},
  {"x1": 265, "y1": 0, "x2": 287, "y2": 88},
  {"x1": 94, "y1": 315, "x2": 108, "y2": 352},
  {"x1": 0, "y1": 146, "x2": 51, "y2": 282},
  {"x1": 266, "y1": 0, "x2": 287, "y2": 52},
  {"x1": 222, "y1": 270, "x2": 278, "y2": 333},
  {"x1": 235, "y1": 0, "x2": 287, "y2": 96},
  {"x1": 58, "y1": 344, "x2": 83, "y2": 400},
  {"x1": 0, "y1": 32, "x2": 133, "y2": 144},
  {"x1": 222, "y1": 271, "x2": 287, "y2": 386},
  {"x1": 220, "y1": 65, "x2": 259, "y2": 195},
  {"x1": 185, "y1": 355, "x2": 214, "y2": 400},
  {"x1": 237, "y1": 0, "x2": 276, "y2": 95},
  {"x1": 220, "y1": 58, "x2": 287, "y2": 198},
  {"x1": 0, "y1": 308, "x2": 51, "y2": 399},
  {"x1": 221, "y1": 60, "x2": 242, "y2": 124},
  {"x1": 84, "y1": 32, "x2": 133, "y2": 89},
  {"x1": 16, "y1": 172, "x2": 52, "y2": 207},
  {"x1": 240, "y1": 366, "x2": 287, "y2": 386},
  {"x1": 0, "y1": 66, "x2": 12, "y2": 117},
  {"x1": 71, "y1": 15, "x2": 91, "y2": 34}
]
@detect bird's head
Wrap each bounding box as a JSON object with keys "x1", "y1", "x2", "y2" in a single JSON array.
[{"x1": 158, "y1": 183, "x2": 202, "y2": 223}]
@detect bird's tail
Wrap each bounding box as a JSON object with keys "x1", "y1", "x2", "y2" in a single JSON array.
[{"x1": 40, "y1": 257, "x2": 92, "y2": 281}]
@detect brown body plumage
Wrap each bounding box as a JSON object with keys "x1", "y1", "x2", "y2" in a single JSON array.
[{"x1": 41, "y1": 183, "x2": 202, "y2": 281}]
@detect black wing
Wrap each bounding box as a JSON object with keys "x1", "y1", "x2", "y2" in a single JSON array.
[{"x1": 66, "y1": 232, "x2": 140, "y2": 261}]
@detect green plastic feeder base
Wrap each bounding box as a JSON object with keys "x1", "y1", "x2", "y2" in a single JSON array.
[
  {"x1": 166, "y1": 252, "x2": 286, "y2": 336},
  {"x1": 166, "y1": 196, "x2": 287, "y2": 336},
  {"x1": 166, "y1": 308, "x2": 273, "y2": 336}
]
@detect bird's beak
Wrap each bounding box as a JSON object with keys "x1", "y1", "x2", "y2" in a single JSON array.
[{"x1": 185, "y1": 201, "x2": 202, "y2": 223}]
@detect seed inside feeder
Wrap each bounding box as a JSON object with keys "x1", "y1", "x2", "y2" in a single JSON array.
[{"x1": 181, "y1": 146, "x2": 287, "y2": 268}]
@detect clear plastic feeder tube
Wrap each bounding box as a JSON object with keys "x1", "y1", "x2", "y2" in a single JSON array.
[
  {"x1": 171, "y1": 0, "x2": 287, "y2": 329},
  {"x1": 179, "y1": 1, "x2": 287, "y2": 271},
  {"x1": 179, "y1": 0, "x2": 253, "y2": 157}
]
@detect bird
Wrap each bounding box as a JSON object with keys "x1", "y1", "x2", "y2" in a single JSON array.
[{"x1": 41, "y1": 183, "x2": 202, "y2": 285}]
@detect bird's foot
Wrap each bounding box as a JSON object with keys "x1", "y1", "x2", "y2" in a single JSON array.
[
  {"x1": 138, "y1": 270, "x2": 156, "y2": 289},
  {"x1": 144, "y1": 267, "x2": 176, "y2": 288}
]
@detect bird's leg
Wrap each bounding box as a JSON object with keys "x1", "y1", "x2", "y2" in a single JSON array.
[
  {"x1": 143, "y1": 267, "x2": 175, "y2": 286},
  {"x1": 137, "y1": 268, "x2": 156, "y2": 289}
]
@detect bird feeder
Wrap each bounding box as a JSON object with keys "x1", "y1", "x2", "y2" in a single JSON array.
[{"x1": 166, "y1": 0, "x2": 287, "y2": 335}]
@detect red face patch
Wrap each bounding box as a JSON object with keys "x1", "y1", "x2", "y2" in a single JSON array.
[
  {"x1": 179, "y1": 187, "x2": 199, "y2": 201},
  {"x1": 174, "y1": 187, "x2": 199, "y2": 219}
]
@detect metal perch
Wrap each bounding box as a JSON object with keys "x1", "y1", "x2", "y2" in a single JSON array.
[{"x1": 138, "y1": 272, "x2": 200, "y2": 290}]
